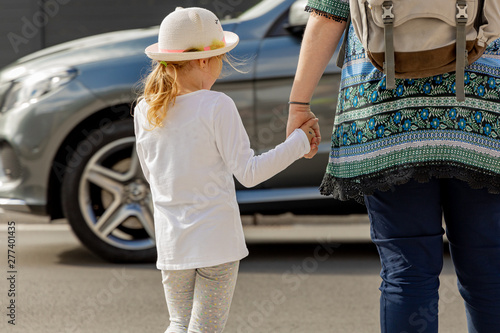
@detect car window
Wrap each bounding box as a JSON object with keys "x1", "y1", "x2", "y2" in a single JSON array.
[
  {"x1": 238, "y1": 0, "x2": 287, "y2": 21},
  {"x1": 266, "y1": 10, "x2": 290, "y2": 38}
]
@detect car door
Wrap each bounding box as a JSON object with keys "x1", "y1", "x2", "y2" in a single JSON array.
[{"x1": 253, "y1": 2, "x2": 342, "y2": 190}]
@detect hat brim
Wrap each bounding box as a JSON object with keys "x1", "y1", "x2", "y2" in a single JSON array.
[{"x1": 145, "y1": 31, "x2": 239, "y2": 61}]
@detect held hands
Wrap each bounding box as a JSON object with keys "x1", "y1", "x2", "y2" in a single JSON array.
[
  {"x1": 287, "y1": 104, "x2": 321, "y2": 159},
  {"x1": 299, "y1": 118, "x2": 319, "y2": 155}
]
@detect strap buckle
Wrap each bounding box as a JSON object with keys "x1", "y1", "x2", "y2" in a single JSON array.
[
  {"x1": 456, "y1": 3, "x2": 468, "y2": 24},
  {"x1": 382, "y1": 1, "x2": 394, "y2": 24}
]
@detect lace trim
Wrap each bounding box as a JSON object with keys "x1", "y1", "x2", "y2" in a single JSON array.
[
  {"x1": 305, "y1": 6, "x2": 348, "y2": 23},
  {"x1": 320, "y1": 164, "x2": 500, "y2": 204}
]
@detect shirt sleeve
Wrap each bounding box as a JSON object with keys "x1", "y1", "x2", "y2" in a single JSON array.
[
  {"x1": 306, "y1": 0, "x2": 350, "y2": 22},
  {"x1": 133, "y1": 103, "x2": 151, "y2": 183},
  {"x1": 213, "y1": 94, "x2": 311, "y2": 188}
]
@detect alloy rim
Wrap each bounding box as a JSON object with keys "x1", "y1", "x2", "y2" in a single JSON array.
[{"x1": 78, "y1": 137, "x2": 155, "y2": 250}]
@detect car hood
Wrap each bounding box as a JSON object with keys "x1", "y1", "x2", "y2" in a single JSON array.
[{"x1": 0, "y1": 22, "x2": 238, "y2": 83}]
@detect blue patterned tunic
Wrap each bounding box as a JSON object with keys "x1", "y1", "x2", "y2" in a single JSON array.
[{"x1": 307, "y1": 0, "x2": 500, "y2": 202}]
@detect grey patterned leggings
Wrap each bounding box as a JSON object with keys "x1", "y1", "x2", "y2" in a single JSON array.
[{"x1": 161, "y1": 261, "x2": 240, "y2": 333}]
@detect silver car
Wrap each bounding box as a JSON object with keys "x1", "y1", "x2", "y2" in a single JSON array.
[{"x1": 0, "y1": 0, "x2": 364, "y2": 262}]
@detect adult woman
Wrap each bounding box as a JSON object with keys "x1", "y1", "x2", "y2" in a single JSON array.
[{"x1": 287, "y1": 0, "x2": 500, "y2": 332}]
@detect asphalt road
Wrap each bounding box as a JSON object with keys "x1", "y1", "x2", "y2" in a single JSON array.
[{"x1": 0, "y1": 216, "x2": 468, "y2": 333}]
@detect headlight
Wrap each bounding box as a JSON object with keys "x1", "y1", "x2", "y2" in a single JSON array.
[{"x1": 0, "y1": 67, "x2": 77, "y2": 113}]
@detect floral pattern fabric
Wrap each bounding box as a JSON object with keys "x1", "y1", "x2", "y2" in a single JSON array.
[{"x1": 306, "y1": 0, "x2": 500, "y2": 202}]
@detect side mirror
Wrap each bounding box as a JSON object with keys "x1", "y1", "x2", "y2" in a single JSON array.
[{"x1": 285, "y1": 0, "x2": 309, "y2": 38}]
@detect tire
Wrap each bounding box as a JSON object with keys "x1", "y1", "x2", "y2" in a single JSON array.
[{"x1": 62, "y1": 119, "x2": 156, "y2": 263}]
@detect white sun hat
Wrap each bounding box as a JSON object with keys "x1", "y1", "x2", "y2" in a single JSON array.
[{"x1": 145, "y1": 7, "x2": 239, "y2": 61}]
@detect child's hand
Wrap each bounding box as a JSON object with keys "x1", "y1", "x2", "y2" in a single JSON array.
[{"x1": 299, "y1": 118, "x2": 319, "y2": 145}]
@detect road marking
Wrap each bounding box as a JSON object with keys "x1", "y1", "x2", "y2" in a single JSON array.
[{"x1": 243, "y1": 223, "x2": 371, "y2": 243}]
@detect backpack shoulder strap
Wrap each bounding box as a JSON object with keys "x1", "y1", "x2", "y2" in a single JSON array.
[
  {"x1": 456, "y1": 0, "x2": 469, "y2": 102},
  {"x1": 382, "y1": 1, "x2": 395, "y2": 89}
]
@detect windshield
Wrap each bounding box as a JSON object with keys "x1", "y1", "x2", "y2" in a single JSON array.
[{"x1": 236, "y1": 0, "x2": 286, "y2": 21}]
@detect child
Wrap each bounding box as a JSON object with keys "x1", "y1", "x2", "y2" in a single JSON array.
[{"x1": 134, "y1": 7, "x2": 317, "y2": 333}]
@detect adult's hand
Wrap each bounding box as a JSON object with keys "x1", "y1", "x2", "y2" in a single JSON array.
[{"x1": 287, "y1": 103, "x2": 321, "y2": 158}]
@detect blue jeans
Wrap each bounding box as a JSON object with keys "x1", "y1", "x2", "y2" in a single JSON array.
[{"x1": 364, "y1": 178, "x2": 500, "y2": 333}]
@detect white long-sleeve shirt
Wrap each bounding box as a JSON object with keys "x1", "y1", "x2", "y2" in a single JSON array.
[{"x1": 134, "y1": 90, "x2": 310, "y2": 270}]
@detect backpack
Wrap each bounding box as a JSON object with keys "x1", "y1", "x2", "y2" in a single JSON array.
[{"x1": 338, "y1": 0, "x2": 500, "y2": 101}]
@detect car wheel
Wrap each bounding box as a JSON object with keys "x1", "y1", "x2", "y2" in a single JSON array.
[{"x1": 62, "y1": 119, "x2": 156, "y2": 263}]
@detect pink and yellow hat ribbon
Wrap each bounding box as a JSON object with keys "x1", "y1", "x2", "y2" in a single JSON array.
[{"x1": 159, "y1": 38, "x2": 226, "y2": 53}]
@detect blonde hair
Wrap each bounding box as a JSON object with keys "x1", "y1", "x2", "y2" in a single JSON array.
[
  {"x1": 137, "y1": 53, "x2": 244, "y2": 130},
  {"x1": 139, "y1": 59, "x2": 190, "y2": 130}
]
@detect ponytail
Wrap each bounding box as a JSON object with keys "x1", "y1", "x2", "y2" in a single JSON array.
[{"x1": 139, "y1": 60, "x2": 190, "y2": 130}]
